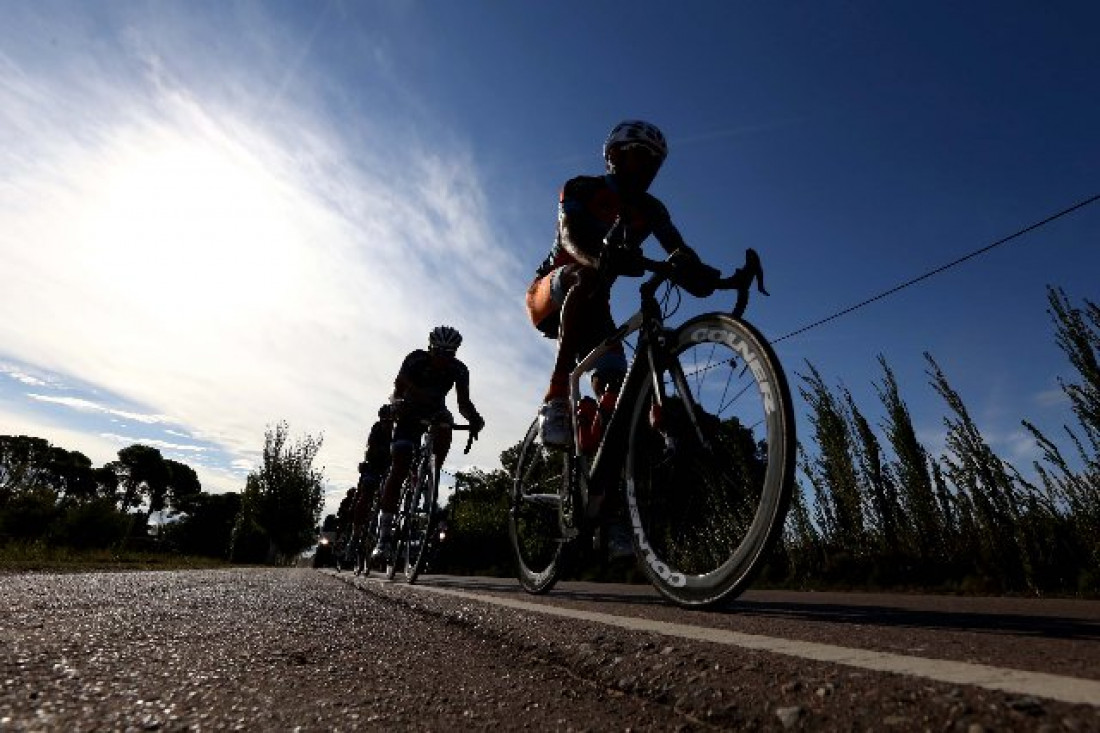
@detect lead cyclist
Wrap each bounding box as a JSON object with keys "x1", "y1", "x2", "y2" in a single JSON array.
[{"x1": 524, "y1": 119, "x2": 706, "y2": 552}]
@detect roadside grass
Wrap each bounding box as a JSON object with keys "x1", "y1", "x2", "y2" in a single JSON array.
[{"x1": 0, "y1": 541, "x2": 234, "y2": 573}]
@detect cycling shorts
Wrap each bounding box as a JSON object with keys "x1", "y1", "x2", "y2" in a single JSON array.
[
  {"x1": 525, "y1": 266, "x2": 627, "y2": 378},
  {"x1": 526, "y1": 266, "x2": 570, "y2": 336},
  {"x1": 392, "y1": 406, "x2": 455, "y2": 450}
]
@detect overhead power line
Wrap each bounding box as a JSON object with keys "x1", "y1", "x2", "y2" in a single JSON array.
[{"x1": 774, "y1": 192, "x2": 1100, "y2": 344}]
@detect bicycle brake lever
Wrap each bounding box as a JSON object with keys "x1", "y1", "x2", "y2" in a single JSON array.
[
  {"x1": 731, "y1": 248, "x2": 769, "y2": 319},
  {"x1": 745, "y1": 248, "x2": 769, "y2": 296}
]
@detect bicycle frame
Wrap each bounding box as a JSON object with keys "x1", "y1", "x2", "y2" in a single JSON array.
[
  {"x1": 566, "y1": 281, "x2": 695, "y2": 508},
  {"x1": 566, "y1": 249, "x2": 767, "y2": 507}
]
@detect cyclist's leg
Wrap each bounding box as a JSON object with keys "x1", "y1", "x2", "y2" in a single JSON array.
[
  {"x1": 431, "y1": 409, "x2": 455, "y2": 466},
  {"x1": 527, "y1": 264, "x2": 599, "y2": 400},
  {"x1": 585, "y1": 300, "x2": 627, "y2": 398},
  {"x1": 552, "y1": 265, "x2": 602, "y2": 397},
  {"x1": 374, "y1": 422, "x2": 417, "y2": 557}
]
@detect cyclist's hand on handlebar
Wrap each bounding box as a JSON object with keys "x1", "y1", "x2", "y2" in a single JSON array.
[
  {"x1": 667, "y1": 245, "x2": 700, "y2": 267},
  {"x1": 462, "y1": 417, "x2": 482, "y2": 455},
  {"x1": 600, "y1": 243, "x2": 646, "y2": 278}
]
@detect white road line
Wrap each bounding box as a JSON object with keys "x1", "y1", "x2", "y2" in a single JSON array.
[{"x1": 364, "y1": 578, "x2": 1100, "y2": 707}]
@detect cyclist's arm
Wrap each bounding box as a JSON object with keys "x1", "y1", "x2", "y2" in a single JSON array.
[
  {"x1": 453, "y1": 365, "x2": 484, "y2": 431},
  {"x1": 645, "y1": 195, "x2": 690, "y2": 256}
]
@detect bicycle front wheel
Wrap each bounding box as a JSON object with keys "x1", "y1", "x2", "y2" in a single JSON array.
[
  {"x1": 626, "y1": 313, "x2": 795, "y2": 607},
  {"x1": 359, "y1": 490, "x2": 381, "y2": 578},
  {"x1": 385, "y1": 480, "x2": 414, "y2": 581},
  {"x1": 404, "y1": 454, "x2": 439, "y2": 584},
  {"x1": 508, "y1": 418, "x2": 571, "y2": 594}
]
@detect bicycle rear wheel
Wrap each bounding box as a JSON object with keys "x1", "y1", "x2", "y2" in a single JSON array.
[
  {"x1": 404, "y1": 454, "x2": 439, "y2": 584},
  {"x1": 508, "y1": 418, "x2": 572, "y2": 594},
  {"x1": 626, "y1": 313, "x2": 795, "y2": 607}
]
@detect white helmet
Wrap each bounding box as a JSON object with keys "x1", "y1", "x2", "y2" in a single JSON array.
[
  {"x1": 428, "y1": 325, "x2": 462, "y2": 351},
  {"x1": 603, "y1": 120, "x2": 668, "y2": 172}
]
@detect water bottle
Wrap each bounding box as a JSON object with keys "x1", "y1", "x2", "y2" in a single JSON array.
[
  {"x1": 593, "y1": 390, "x2": 618, "y2": 442},
  {"x1": 576, "y1": 397, "x2": 599, "y2": 454}
]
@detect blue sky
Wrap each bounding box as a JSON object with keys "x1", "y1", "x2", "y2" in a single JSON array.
[{"x1": 2, "y1": 1, "x2": 1098, "y2": 518}]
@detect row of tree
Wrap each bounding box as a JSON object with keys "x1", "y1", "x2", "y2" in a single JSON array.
[
  {"x1": 0, "y1": 422, "x2": 326, "y2": 565},
  {"x1": 786, "y1": 287, "x2": 1099, "y2": 595},
  {"x1": 439, "y1": 287, "x2": 1099, "y2": 596}
]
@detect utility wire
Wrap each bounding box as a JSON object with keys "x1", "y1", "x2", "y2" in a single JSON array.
[{"x1": 773, "y1": 192, "x2": 1100, "y2": 344}]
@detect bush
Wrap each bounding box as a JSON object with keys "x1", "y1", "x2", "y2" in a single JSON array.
[
  {"x1": 51, "y1": 498, "x2": 131, "y2": 549},
  {"x1": 0, "y1": 488, "x2": 59, "y2": 541}
]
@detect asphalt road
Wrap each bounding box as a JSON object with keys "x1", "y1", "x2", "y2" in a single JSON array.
[{"x1": 2, "y1": 568, "x2": 1098, "y2": 731}]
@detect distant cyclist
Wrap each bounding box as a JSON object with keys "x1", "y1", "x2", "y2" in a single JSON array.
[
  {"x1": 372, "y1": 325, "x2": 485, "y2": 562},
  {"x1": 334, "y1": 486, "x2": 356, "y2": 566},
  {"x1": 525, "y1": 119, "x2": 697, "y2": 447},
  {"x1": 349, "y1": 404, "x2": 395, "y2": 555}
]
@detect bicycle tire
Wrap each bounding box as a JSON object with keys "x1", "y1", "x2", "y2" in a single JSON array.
[
  {"x1": 625, "y1": 313, "x2": 795, "y2": 607},
  {"x1": 508, "y1": 418, "x2": 571, "y2": 594},
  {"x1": 385, "y1": 478, "x2": 415, "y2": 581},
  {"x1": 404, "y1": 453, "x2": 439, "y2": 584},
  {"x1": 359, "y1": 490, "x2": 382, "y2": 578}
]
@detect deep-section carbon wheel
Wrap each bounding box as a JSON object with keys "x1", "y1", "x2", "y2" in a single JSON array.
[
  {"x1": 626, "y1": 313, "x2": 795, "y2": 607},
  {"x1": 385, "y1": 479, "x2": 415, "y2": 581},
  {"x1": 404, "y1": 454, "x2": 438, "y2": 584},
  {"x1": 508, "y1": 418, "x2": 571, "y2": 594}
]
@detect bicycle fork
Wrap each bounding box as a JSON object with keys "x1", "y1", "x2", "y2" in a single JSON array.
[{"x1": 643, "y1": 327, "x2": 711, "y2": 455}]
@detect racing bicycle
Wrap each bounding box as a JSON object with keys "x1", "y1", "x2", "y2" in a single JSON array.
[
  {"x1": 368, "y1": 416, "x2": 476, "y2": 584},
  {"x1": 508, "y1": 243, "x2": 796, "y2": 608}
]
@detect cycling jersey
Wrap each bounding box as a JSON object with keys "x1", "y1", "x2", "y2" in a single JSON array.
[
  {"x1": 363, "y1": 419, "x2": 392, "y2": 475},
  {"x1": 533, "y1": 174, "x2": 687, "y2": 280},
  {"x1": 395, "y1": 349, "x2": 470, "y2": 414}
]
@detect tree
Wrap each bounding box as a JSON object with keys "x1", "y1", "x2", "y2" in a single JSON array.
[
  {"x1": 926, "y1": 353, "x2": 1035, "y2": 592},
  {"x1": 1023, "y1": 287, "x2": 1100, "y2": 592},
  {"x1": 232, "y1": 422, "x2": 325, "y2": 564},
  {"x1": 797, "y1": 362, "x2": 867, "y2": 557},
  {"x1": 48, "y1": 449, "x2": 98, "y2": 502},
  {"x1": 165, "y1": 459, "x2": 203, "y2": 514},
  {"x1": 109, "y1": 445, "x2": 171, "y2": 515},
  {"x1": 0, "y1": 436, "x2": 54, "y2": 500},
  {"x1": 843, "y1": 385, "x2": 898, "y2": 557},
  {"x1": 443, "y1": 467, "x2": 512, "y2": 574},
  {"x1": 163, "y1": 492, "x2": 241, "y2": 558},
  {"x1": 874, "y1": 356, "x2": 940, "y2": 564}
]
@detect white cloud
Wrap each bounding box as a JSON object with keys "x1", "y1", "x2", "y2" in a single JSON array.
[
  {"x1": 27, "y1": 394, "x2": 172, "y2": 425},
  {"x1": 99, "y1": 433, "x2": 208, "y2": 453},
  {"x1": 0, "y1": 365, "x2": 49, "y2": 387}
]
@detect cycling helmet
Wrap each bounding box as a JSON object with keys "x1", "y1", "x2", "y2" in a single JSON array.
[
  {"x1": 377, "y1": 403, "x2": 394, "y2": 420},
  {"x1": 603, "y1": 120, "x2": 668, "y2": 172},
  {"x1": 428, "y1": 325, "x2": 463, "y2": 351}
]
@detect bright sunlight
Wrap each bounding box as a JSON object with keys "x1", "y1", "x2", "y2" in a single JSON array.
[{"x1": 76, "y1": 124, "x2": 306, "y2": 325}]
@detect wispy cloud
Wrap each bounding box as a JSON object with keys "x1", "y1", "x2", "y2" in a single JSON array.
[
  {"x1": 27, "y1": 394, "x2": 173, "y2": 425},
  {"x1": 99, "y1": 433, "x2": 208, "y2": 453},
  {"x1": 0, "y1": 5, "x2": 546, "y2": 515},
  {"x1": 0, "y1": 363, "x2": 51, "y2": 388}
]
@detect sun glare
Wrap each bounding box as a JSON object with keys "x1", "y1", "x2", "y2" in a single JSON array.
[{"x1": 80, "y1": 130, "x2": 305, "y2": 322}]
